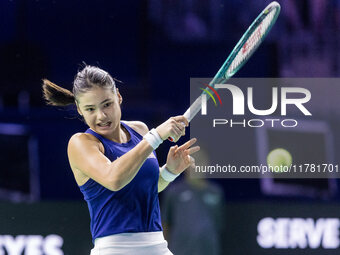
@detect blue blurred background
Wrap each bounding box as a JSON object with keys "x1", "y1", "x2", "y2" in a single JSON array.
[{"x1": 1, "y1": 0, "x2": 340, "y2": 254}]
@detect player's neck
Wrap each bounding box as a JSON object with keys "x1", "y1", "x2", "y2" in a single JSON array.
[{"x1": 102, "y1": 123, "x2": 130, "y2": 144}]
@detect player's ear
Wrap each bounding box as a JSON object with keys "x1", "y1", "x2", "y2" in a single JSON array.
[
  {"x1": 116, "y1": 88, "x2": 123, "y2": 105},
  {"x1": 75, "y1": 101, "x2": 83, "y2": 116}
]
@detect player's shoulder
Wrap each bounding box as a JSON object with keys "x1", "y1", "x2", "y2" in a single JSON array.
[
  {"x1": 122, "y1": 120, "x2": 149, "y2": 136},
  {"x1": 68, "y1": 132, "x2": 101, "y2": 151},
  {"x1": 69, "y1": 132, "x2": 99, "y2": 143}
]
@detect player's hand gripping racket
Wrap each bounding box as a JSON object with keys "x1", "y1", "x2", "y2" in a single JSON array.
[{"x1": 169, "y1": 1, "x2": 280, "y2": 141}]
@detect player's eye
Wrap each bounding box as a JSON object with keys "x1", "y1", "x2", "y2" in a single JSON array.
[
  {"x1": 104, "y1": 102, "x2": 112, "y2": 108},
  {"x1": 85, "y1": 108, "x2": 95, "y2": 112}
]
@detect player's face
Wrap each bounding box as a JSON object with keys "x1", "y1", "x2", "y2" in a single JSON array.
[{"x1": 76, "y1": 87, "x2": 122, "y2": 139}]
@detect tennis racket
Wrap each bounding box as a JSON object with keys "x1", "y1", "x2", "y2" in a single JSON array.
[{"x1": 169, "y1": 1, "x2": 281, "y2": 141}]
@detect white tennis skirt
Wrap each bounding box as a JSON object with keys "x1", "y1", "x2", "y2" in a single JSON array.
[{"x1": 90, "y1": 231, "x2": 173, "y2": 255}]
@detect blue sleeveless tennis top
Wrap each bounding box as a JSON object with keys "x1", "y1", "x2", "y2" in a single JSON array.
[{"x1": 78, "y1": 122, "x2": 162, "y2": 242}]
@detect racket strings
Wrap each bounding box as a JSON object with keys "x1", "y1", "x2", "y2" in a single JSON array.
[{"x1": 227, "y1": 8, "x2": 278, "y2": 77}]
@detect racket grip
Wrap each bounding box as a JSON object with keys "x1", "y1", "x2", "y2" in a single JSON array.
[
  {"x1": 167, "y1": 96, "x2": 202, "y2": 142},
  {"x1": 167, "y1": 121, "x2": 187, "y2": 142}
]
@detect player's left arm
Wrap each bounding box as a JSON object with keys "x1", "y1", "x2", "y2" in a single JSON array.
[
  {"x1": 124, "y1": 121, "x2": 169, "y2": 191},
  {"x1": 158, "y1": 173, "x2": 171, "y2": 192},
  {"x1": 126, "y1": 121, "x2": 199, "y2": 193},
  {"x1": 158, "y1": 138, "x2": 200, "y2": 192}
]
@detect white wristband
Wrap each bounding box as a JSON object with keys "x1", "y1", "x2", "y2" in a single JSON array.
[
  {"x1": 143, "y1": 128, "x2": 163, "y2": 149},
  {"x1": 160, "y1": 165, "x2": 180, "y2": 182}
]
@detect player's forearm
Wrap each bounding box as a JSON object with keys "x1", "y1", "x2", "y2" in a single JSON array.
[
  {"x1": 108, "y1": 139, "x2": 154, "y2": 191},
  {"x1": 158, "y1": 174, "x2": 170, "y2": 192}
]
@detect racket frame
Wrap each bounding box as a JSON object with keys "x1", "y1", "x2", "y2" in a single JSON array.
[{"x1": 183, "y1": 1, "x2": 281, "y2": 122}]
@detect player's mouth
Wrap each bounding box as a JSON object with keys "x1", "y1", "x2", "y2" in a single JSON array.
[{"x1": 97, "y1": 121, "x2": 112, "y2": 129}]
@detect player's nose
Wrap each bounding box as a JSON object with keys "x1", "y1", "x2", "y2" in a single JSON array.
[{"x1": 97, "y1": 110, "x2": 107, "y2": 120}]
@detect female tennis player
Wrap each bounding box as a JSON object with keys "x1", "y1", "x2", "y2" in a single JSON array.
[{"x1": 42, "y1": 65, "x2": 199, "y2": 255}]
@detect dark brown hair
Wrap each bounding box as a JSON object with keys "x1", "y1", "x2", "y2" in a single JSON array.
[{"x1": 42, "y1": 65, "x2": 116, "y2": 106}]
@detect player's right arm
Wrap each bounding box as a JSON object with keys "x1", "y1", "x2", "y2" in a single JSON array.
[
  {"x1": 68, "y1": 133, "x2": 154, "y2": 191},
  {"x1": 68, "y1": 116, "x2": 188, "y2": 191}
]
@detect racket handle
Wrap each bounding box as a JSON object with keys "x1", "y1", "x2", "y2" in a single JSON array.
[
  {"x1": 167, "y1": 96, "x2": 203, "y2": 142},
  {"x1": 183, "y1": 96, "x2": 202, "y2": 122},
  {"x1": 168, "y1": 122, "x2": 185, "y2": 142}
]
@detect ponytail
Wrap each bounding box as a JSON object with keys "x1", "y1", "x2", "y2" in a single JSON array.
[
  {"x1": 43, "y1": 65, "x2": 119, "y2": 107},
  {"x1": 42, "y1": 79, "x2": 75, "y2": 106}
]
